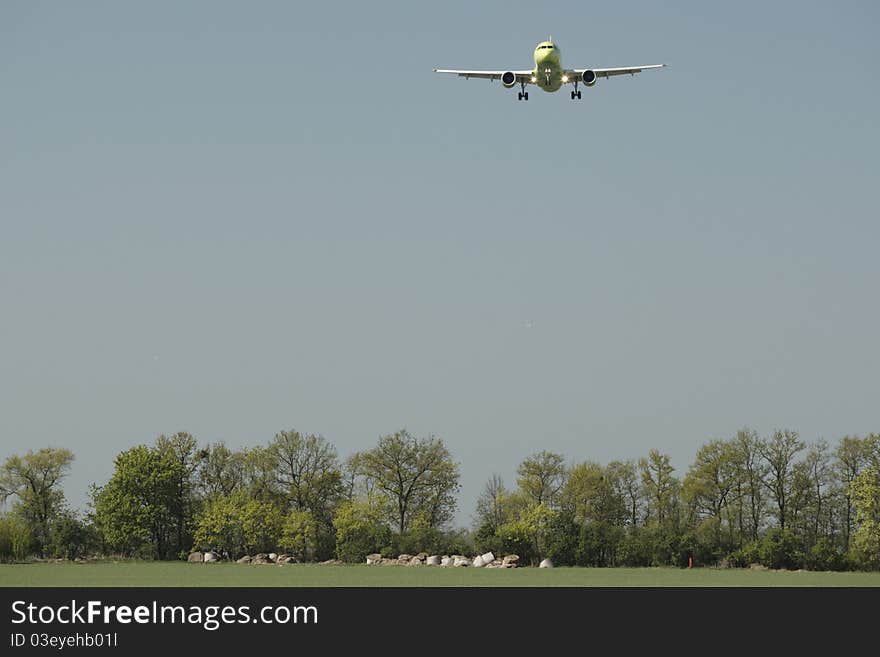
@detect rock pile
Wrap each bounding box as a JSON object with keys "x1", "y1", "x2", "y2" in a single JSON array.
[{"x1": 364, "y1": 553, "x2": 520, "y2": 568}]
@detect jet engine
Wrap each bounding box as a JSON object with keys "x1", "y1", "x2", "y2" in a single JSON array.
[
  {"x1": 581, "y1": 70, "x2": 598, "y2": 87},
  {"x1": 501, "y1": 71, "x2": 517, "y2": 88}
]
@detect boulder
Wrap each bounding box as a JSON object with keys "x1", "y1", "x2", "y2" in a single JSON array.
[
  {"x1": 481, "y1": 552, "x2": 495, "y2": 564},
  {"x1": 366, "y1": 553, "x2": 383, "y2": 565},
  {"x1": 268, "y1": 553, "x2": 277, "y2": 563},
  {"x1": 252, "y1": 555, "x2": 269, "y2": 565},
  {"x1": 408, "y1": 556, "x2": 422, "y2": 566},
  {"x1": 502, "y1": 555, "x2": 520, "y2": 565},
  {"x1": 236, "y1": 555, "x2": 252, "y2": 564},
  {"x1": 539, "y1": 558, "x2": 553, "y2": 569},
  {"x1": 472, "y1": 555, "x2": 485, "y2": 568},
  {"x1": 440, "y1": 556, "x2": 453, "y2": 567},
  {"x1": 453, "y1": 556, "x2": 471, "y2": 567},
  {"x1": 398, "y1": 554, "x2": 413, "y2": 562},
  {"x1": 203, "y1": 551, "x2": 219, "y2": 563},
  {"x1": 426, "y1": 555, "x2": 441, "y2": 566},
  {"x1": 187, "y1": 552, "x2": 203, "y2": 563}
]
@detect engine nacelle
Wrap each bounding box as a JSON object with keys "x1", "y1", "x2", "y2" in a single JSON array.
[
  {"x1": 581, "y1": 70, "x2": 597, "y2": 87},
  {"x1": 501, "y1": 71, "x2": 517, "y2": 88}
]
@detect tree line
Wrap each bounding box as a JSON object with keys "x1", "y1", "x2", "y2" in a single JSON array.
[{"x1": 1, "y1": 428, "x2": 879, "y2": 571}]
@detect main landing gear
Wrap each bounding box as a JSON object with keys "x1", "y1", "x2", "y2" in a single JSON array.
[
  {"x1": 570, "y1": 80, "x2": 582, "y2": 100},
  {"x1": 518, "y1": 81, "x2": 529, "y2": 101}
]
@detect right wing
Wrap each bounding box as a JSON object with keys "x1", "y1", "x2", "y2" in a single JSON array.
[{"x1": 433, "y1": 69, "x2": 534, "y2": 83}]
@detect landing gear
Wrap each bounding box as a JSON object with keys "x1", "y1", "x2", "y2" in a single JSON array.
[
  {"x1": 571, "y1": 81, "x2": 582, "y2": 100},
  {"x1": 518, "y1": 81, "x2": 529, "y2": 101}
]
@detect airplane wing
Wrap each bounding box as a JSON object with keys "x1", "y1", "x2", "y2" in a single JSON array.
[
  {"x1": 433, "y1": 69, "x2": 534, "y2": 83},
  {"x1": 567, "y1": 64, "x2": 666, "y2": 80}
]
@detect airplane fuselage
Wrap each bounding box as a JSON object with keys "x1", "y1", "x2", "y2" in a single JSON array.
[{"x1": 533, "y1": 40, "x2": 564, "y2": 92}]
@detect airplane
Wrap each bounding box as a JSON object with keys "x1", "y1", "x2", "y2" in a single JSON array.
[{"x1": 434, "y1": 37, "x2": 665, "y2": 101}]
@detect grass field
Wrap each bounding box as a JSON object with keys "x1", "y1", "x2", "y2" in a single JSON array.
[{"x1": 1, "y1": 562, "x2": 879, "y2": 587}]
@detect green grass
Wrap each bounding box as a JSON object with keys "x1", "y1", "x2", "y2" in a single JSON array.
[{"x1": 1, "y1": 562, "x2": 879, "y2": 587}]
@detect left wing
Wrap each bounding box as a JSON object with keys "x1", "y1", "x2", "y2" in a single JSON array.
[
  {"x1": 568, "y1": 64, "x2": 666, "y2": 80},
  {"x1": 433, "y1": 69, "x2": 534, "y2": 83}
]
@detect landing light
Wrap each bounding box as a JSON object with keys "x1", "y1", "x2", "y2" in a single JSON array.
[
  {"x1": 561, "y1": 75, "x2": 569, "y2": 83},
  {"x1": 531, "y1": 76, "x2": 537, "y2": 83}
]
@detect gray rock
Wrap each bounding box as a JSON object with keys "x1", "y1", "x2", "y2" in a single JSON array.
[
  {"x1": 268, "y1": 553, "x2": 277, "y2": 563},
  {"x1": 472, "y1": 555, "x2": 485, "y2": 568},
  {"x1": 453, "y1": 556, "x2": 471, "y2": 567},
  {"x1": 539, "y1": 558, "x2": 553, "y2": 568},
  {"x1": 440, "y1": 556, "x2": 453, "y2": 567},
  {"x1": 187, "y1": 552, "x2": 203, "y2": 563},
  {"x1": 426, "y1": 555, "x2": 441, "y2": 566},
  {"x1": 481, "y1": 551, "x2": 495, "y2": 564},
  {"x1": 236, "y1": 555, "x2": 252, "y2": 564},
  {"x1": 502, "y1": 554, "x2": 520, "y2": 565},
  {"x1": 407, "y1": 556, "x2": 422, "y2": 566},
  {"x1": 366, "y1": 553, "x2": 383, "y2": 565},
  {"x1": 203, "y1": 551, "x2": 219, "y2": 563}
]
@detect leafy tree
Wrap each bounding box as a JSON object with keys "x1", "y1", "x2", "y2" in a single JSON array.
[
  {"x1": 357, "y1": 430, "x2": 460, "y2": 534},
  {"x1": 93, "y1": 444, "x2": 183, "y2": 559},
  {"x1": 196, "y1": 442, "x2": 246, "y2": 497},
  {"x1": 607, "y1": 460, "x2": 642, "y2": 527},
  {"x1": 193, "y1": 492, "x2": 282, "y2": 558},
  {"x1": 849, "y1": 465, "x2": 880, "y2": 570},
  {"x1": 193, "y1": 493, "x2": 248, "y2": 557},
  {"x1": 543, "y1": 511, "x2": 579, "y2": 566},
  {"x1": 516, "y1": 451, "x2": 566, "y2": 508},
  {"x1": 758, "y1": 429, "x2": 804, "y2": 530},
  {"x1": 155, "y1": 432, "x2": 200, "y2": 559},
  {"x1": 0, "y1": 448, "x2": 74, "y2": 554},
  {"x1": 732, "y1": 428, "x2": 767, "y2": 542},
  {"x1": 333, "y1": 495, "x2": 392, "y2": 563},
  {"x1": 241, "y1": 446, "x2": 282, "y2": 505},
  {"x1": 561, "y1": 461, "x2": 627, "y2": 526},
  {"x1": 239, "y1": 498, "x2": 283, "y2": 554},
  {"x1": 473, "y1": 474, "x2": 509, "y2": 532},
  {"x1": 639, "y1": 450, "x2": 679, "y2": 526},
  {"x1": 496, "y1": 503, "x2": 554, "y2": 564},
  {"x1": 835, "y1": 435, "x2": 872, "y2": 549},
  {"x1": 683, "y1": 440, "x2": 738, "y2": 548},
  {"x1": 279, "y1": 510, "x2": 319, "y2": 562},
  {"x1": 270, "y1": 431, "x2": 342, "y2": 523}
]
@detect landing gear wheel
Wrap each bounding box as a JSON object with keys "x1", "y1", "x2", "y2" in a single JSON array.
[
  {"x1": 517, "y1": 92, "x2": 522, "y2": 101},
  {"x1": 524, "y1": 92, "x2": 529, "y2": 101},
  {"x1": 577, "y1": 90, "x2": 582, "y2": 99}
]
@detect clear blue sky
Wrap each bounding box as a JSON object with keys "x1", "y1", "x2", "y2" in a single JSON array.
[{"x1": 2, "y1": 1, "x2": 878, "y2": 525}]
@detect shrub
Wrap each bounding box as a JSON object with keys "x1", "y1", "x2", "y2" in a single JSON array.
[
  {"x1": 334, "y1": 497, "x2": 392, "y2": 563},
  {"x1": 758, "y1": 528, "x2": 804, "y2": 570},
  {"x1": 804, "y1": 537, "x2": 846, "y2": 571},
  {"x1": 0, "y1": 514, "x2": 33, "y2": 562}
]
